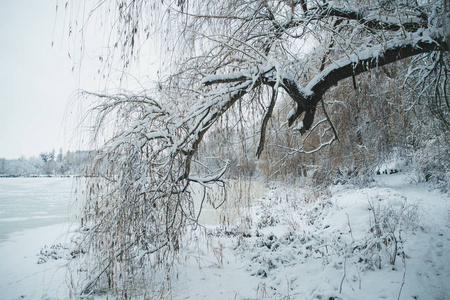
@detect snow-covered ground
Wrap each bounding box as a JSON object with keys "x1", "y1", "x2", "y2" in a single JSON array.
[
  {"x1": 1, "y1": 173, "x2": 449, "y2": 299},
  {"x1": 0, "y1": 223, "x2": 75, "y2": 300},
  {"x1": 172, "y1": 173, "x2": 450, "y2": 300}
]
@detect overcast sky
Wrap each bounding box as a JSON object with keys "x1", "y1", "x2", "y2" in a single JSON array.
[
  {"x1": 0, "y1": 0, "x2": 90, "y2": 159},
  {"x1": 0, "y1": 0, "x2": 161, "y2": 160}
]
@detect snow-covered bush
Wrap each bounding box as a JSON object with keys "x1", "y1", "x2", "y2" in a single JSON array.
[
  {"x1": 410, "y1": 135, "x2": 450, "y2": 191},
  {"x1": 232, "y1": 185, "x2": 419, "y2": 299}
]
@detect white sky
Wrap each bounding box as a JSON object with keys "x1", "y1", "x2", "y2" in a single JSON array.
[
  {"x1": 0, "y1": 0, "x2": 161, "y2": 160},
  {"x1": 0, "y1": 0, "x2": 91, "y2": 159}
]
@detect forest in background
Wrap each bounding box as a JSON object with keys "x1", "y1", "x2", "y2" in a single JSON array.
[{"x1": 0, "y1": 150, "x2": 91, "y2": 177}]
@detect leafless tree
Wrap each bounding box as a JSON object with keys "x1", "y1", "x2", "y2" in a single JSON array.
[{"x1": 65, "y1": 0, "x2": 449, "y2": 296}]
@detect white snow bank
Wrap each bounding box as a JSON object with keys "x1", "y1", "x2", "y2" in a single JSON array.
[
  {"x1": 173, "y1": 173, "x2": 450, "y2": 299},
  {"x1": 0, "y1": 222, "x2": 75, "y2": 300}
]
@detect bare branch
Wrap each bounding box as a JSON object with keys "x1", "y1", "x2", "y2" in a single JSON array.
[{"x1": 256, "y1": 87, "x2": 278, "y2": 158}]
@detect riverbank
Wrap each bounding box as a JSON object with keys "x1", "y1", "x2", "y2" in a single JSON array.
[
  {"x1": 171, "y1": 173, "x2": 450, "y2": 299},
  {"x1": 1, "y1": 173, "x2": 449, "y2": 299},
  {"x1": 0, "y1": 223, "x2": 76, "y2": 300},
  {"x1": 0, "y1": 177, "x2": 76, "y2": 300}
]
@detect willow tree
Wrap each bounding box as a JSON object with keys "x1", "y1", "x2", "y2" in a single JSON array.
[{"x1": 66, "y1": 0, "x2": 449, "y2": 296}]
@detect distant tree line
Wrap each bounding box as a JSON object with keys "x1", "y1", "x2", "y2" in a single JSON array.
[{"x1": 0, "y1": 149, "x2": 92, "y2": 177}]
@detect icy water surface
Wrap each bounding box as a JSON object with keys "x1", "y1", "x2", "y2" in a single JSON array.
[
  {"x1": 0, "y1": 177, "x2": 266, "y2": 240},
  {"x1": 0, "y1": 177, "x2": 75, "y2": 242}
]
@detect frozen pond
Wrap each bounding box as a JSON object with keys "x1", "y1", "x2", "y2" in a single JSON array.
[
  {"x1": 0, "y1": 177, "x2": 266, "y2": 241},
  {"x1": 0, "y1": 177, "x2": 77, "y2": 300},
  {"x1": 0, "y1": 177, "x2": 75, "y2": 242}
]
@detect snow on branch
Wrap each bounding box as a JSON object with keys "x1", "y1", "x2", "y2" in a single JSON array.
[
  {"x1": 309, "y1": 31, "x2": 448, "y2": 100},
  {"x1": 202, "y1": 72, "x2": 252, "y2": 86},
  {"x1": 276, "y1": 1, "x2": 429, "y2": 37},
  {"x1": 310, "y1": 2, "x2": 428, "y2": 33},
  {"x1": 188, "y1": 159, "x2": 230, "y2": 184},
  {"x1": 200, "y1": 29, "x2": 448, "y2": 148}
]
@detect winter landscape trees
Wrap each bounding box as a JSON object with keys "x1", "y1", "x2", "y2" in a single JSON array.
[
  {"x1": 0, "y1": 150, "x2": 90, "y2": 177},
  {"x1": 64, "y1": 0, "x2": 450, "y2": 297}
]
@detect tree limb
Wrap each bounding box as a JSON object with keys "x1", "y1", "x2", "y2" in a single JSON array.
[
  {"x1": 256, "y1": 87, "x2": 278, "y2": 158},
  {"x1": 289, "y1": 34, "x2": 449, "y2": 131}
]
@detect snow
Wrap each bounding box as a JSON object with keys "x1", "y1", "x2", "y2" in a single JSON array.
[
  {"x1": 202, "y1": 71, "x2": 250, "y2": 85},
  {"x1": 0, "y1": 223, "x2": 75, "y2": 300},
  {"x1": 1, "y1": 173, "x2": 449, "y2": 299},
  {"x1": 171, "y1": 173, "x2": 450, "y2": 299}
]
